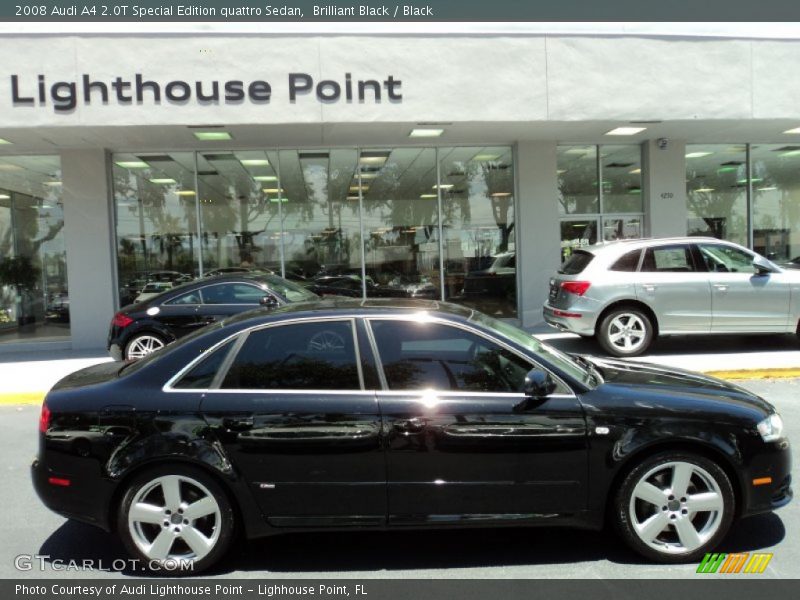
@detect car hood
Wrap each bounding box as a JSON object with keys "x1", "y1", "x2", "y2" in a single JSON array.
[{"x1": 583, "y1": 355, "x2": 774, "y2": 417}]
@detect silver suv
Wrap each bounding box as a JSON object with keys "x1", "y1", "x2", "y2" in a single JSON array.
[{"x1": 543, "y1": 237, "x2": 800, "y2": 357}]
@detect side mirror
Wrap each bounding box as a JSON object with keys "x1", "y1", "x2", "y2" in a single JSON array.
[
  {"x1": 523, "y1": 368, "x2": 557, "y2": 399},
  {"x1": 752, "y1": 256, "x2": 775, "y2": 275},
  {"x1": 260, "y1": 295, "x2": 280, "y2": 309}
]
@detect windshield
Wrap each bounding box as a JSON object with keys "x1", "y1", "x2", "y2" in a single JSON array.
[
  {"x1": 264, "y1": 275, "x2": 318, "y2": 302},
  {"x1": 472, "y1": 312, "x2": 596, "y2": 387}
]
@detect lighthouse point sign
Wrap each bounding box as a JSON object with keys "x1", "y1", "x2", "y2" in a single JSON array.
[{"x1": 9, "y1": 72, "x2": 403, "y2": 112}]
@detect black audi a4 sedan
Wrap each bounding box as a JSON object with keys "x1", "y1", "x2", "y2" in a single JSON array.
[
  {"x1": 35, "y1": 299, "x2": 790, "y2": 573},
  {"x1": 107, "y1": 274, "x2": 318, "y2": 360}
]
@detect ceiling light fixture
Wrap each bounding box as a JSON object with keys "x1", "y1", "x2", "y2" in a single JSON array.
[
  {"x1": 490, "y1": 192, "x2": 512, "y2": 197},
  {"x1": 115, "y1": 161, "x2": 150, "y2": 169},
  {"x1": 783, "y1": 127, "x2": 800, "y2": 134},
  {"x1": 149, "y1": 178, "x2": 176, "y2": 184},
  {"x1": 605, "y1": 127, "x2": 646, "y2": 136},
  {"x1": 409, "y1": 128, "x2": 444, "y2": 138},
  {"x1": 686, "y1": 152, "x2": 713, "y2": 158},
  {"x1": 44, "y1": 181, "x2": 62, "y2": 187},
  {"x1": 419, "y1": 194, "x2": 438, "y2": 199},
  {"x1": 252, "y1": 175, "x2": 278, "y2": 182},
  {"x1": 176, "y1": 190, "x2": 196, "y2": 196},
  {"x1": 193, "y1": 131, "x2": 232, "y2": 141},
  {"x1": 432, "y1": 184, "x2": 454, "y2": 190},
  {"x1": 0, "y1": 138, "x2": 13, "y2": 145},
  {"x1": 240, "y1": 159, "x2": 269, "y2": 166}
]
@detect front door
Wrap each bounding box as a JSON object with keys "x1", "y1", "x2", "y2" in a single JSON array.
[
  {"x1": 366, "y1": 318, "x2": 588, "y2": 524},
  {"x1": 697, "y1": 243, "x2": 791, "y2": 331},
  {"x1": 199, "y1": 318, "x2": 386, "y2": 526}
]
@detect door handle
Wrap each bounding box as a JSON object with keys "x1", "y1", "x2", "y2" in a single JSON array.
[
  {"x1": 713, "y1": 284, "x2": 729, "y2": 292},
  {"x1": 222, "y1": 416, "x2": 254, "y2": 431},
  {"x1": 641, "y1": 284, "x2": 656, "y2": 292},
  {"x1": 394, "y1": 417, "x2": 426, "y2": 434}
]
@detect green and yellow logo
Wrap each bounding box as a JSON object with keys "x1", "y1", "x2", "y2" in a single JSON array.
[{"x1": 696, "y1": 552, "x2": 773, "y2": 574}]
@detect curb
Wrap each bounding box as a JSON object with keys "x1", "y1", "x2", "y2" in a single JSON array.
[{"x1": 0, "y1": 392, "x2": 46, "y2": 406}]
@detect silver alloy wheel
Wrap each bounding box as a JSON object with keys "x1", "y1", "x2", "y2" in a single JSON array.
[
  {"x1": 128, "y1": 474, "x2": 222, "y2": 564},
  {"x1": 607, "y1": 313, "x2": 647, "y2": 352},
  {"x1": 126, "y1": 335, "x2": 165, "y2": 360},
  {"x1": 629, "y1": 461, "x2": 725, "y2": 555}
]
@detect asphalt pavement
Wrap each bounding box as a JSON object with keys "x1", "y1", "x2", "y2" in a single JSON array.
[{"x1": 1, "y1": 377, "x2": 798, "y2": 579}]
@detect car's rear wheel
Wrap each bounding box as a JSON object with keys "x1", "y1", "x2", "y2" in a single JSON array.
[
  {"x1": 613, "y1": 452, "x2": 734, "y2": 563},
  {"x1": 597, "y1": 307, "x2": 653, "y2": 357},
  {"x1": 118, "y1": 465, "x2": 235, "y2": 574},
  {"x1": 124, "y1": 333, "x2": 166, "y2": 360}
]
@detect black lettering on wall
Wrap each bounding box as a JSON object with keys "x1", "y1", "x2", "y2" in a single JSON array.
[
  {"x1": 224, "y1": 81, "x2": 245, "y2": 102},
  {"x1": 316, "y1": 80, "x2": 341, "y2": 102},
  {"x1": 10, "y1": 75, "x2": 34, "y2": 105},
  {"x1": 288, "y1": 73, "x2": 313, "y2": 101},
  {"x1": 111, "y1": 77, "x2": 132, "y2": 102},
  {"x1": 165, "y1": 81, "x2": 191, "y2": 102},
  {"x1": 82, "y1": 74, "x2": 109, "y2": 103},
  {"x1": 358, "y1": 80, "x2": 381, "y2": 102},
  {"x1": 248, "y1": 81, "x2": 271, "y2": 103},
  {"x1": 135, "y1": 74, "x2": 161, "y2": 103}
]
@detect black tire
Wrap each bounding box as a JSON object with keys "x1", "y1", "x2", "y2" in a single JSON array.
[
  {"x1": 123, "y1": 332, "x2": 167, "y2": 360},
  {"x1": 117, "y1": 464, "x2": 236, "y2": 575},
  {"x1": 613, "y1": 451, "x2": 735, "y2": 563},
  {"x1": 597, "y1": 307, "x2": 654, "y2": 357}
]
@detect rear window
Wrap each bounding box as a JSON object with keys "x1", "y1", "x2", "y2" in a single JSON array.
[{"x1": 559, "y1": 250, "x2": 594, "y2": 275}]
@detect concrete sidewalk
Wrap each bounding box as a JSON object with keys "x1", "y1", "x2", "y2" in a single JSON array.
[{"x1": 3, "y1": 328, "x2": 800, "y2": 404}]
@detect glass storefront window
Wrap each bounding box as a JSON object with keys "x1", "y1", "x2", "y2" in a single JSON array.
[
  {"x1": 557, "y1": 145, "x2": 598, "y2": 215},
  {"x1": 558, "y1": 144, "x2": 643, "y2": 259},
  {"x1": 113, "y1": 153, "x2": 198, "y2": 306},
  {"x1": 439, "y1": 147, "x2": 515, "y2": 317},
  {"x1": 0, "y1": 155, "x2": 69, "y2": 343},
  {"x1": 114, "y1": 146, "x2": 518, "y2": 318},
  {"x1": 686, "y1": 144, "x2": 748, "y2": 246},
  {"x1": 279, "y1": 149, "x2": 361, "y2": 280},
  {"x1": 602, "y1": 145, "x2": 643, "y2": 213},
  {"x1": 751, "y1": 144, "x2": 800, "y2": 262}
]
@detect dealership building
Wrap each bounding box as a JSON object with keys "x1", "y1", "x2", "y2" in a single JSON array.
[{"x1": 2, "y1": 23, "x2": 800, "y2": 352}]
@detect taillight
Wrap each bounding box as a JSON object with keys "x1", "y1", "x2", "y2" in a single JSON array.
[
  {"x1": 560, "y1": 281, "x2": 591, "y2": 296},
  {"x1": 112, "y1": 312, "x2": 134, "y2": 328},
  {"x1": 39, "y1": 402, "x2": 51, "y2": 433}
]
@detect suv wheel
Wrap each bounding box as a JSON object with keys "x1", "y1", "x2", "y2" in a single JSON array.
[
  {"x1": 598, "y1": 308, "x2": 653, "y2": 357},
  {"x1": 118, "y1": 465, "x2": 235, "y2": 574},
  {"x1": 613, "y1": 452, "x2": 734, "y2": 563}
]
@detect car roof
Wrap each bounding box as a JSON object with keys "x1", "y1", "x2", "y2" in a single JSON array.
[
  {"x1": 222, "y1": 297, "x2": 477, "y2": 326},
  {"x1": 578, "y1": 236, "x2": 736, "y2": 256}
]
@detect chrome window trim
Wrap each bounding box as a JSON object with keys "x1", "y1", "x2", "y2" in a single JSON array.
[
  {"x1": 198, "y1": 281, "x2": 269, "y2": 307},
  {"x1": 364, "y1": 315, "x2": 576, "y2": 398}
]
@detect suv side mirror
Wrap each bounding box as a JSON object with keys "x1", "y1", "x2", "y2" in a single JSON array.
[
  {"x1": 752, "y1": 256, "x2": 775, "y2": 275},
  {"x1": 260, "y1": 295, "x2": 280, "y2": 309}
]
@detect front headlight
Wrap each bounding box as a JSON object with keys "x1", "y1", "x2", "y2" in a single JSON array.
[{"x1": 757, "y1": 413, "x2": 784, "y2": 442}]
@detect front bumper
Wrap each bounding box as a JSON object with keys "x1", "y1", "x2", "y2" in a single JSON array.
[
  {"x1": 542, "y1": 303, "x2": 597, "y2": 336},
  {"x1": 741, "y1": 437, "x2": 793, "y2": 517}
]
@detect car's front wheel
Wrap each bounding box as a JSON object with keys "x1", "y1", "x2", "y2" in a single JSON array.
[
  {"x1": 597, "y1": 307, "x2": 653, "y2": 357},
  {"x1": 614, "y1": 452, "x2": 735, "y2": 563},
  {"x1": 118, "y1": 465, "x2": 235, "y2": 574}
]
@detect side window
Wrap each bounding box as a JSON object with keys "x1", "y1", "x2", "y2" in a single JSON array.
[
  {"x1": 166, "y1": 290, "x2": 202, "y2": 305},
  {"x1": 221, "y1": 320, "x2": 360, "y2": 390},
  {"x1": 640, "y1": 245, "x2": 695, "y2": 272},
  {"x1": 202, "y1": 283, "x2": 266, "y2": 305},
  {"x1": 370, "y1": 320, "x2": 553, "y2": 394},
  {"x1": 173, "y1": 339, "x2": 235, "y2": 389},
  {"x1": 698, "y1": 244, "x2": 755, "y2": 273},
  {"x1": 610, "y1": 249, "x2": 642, "y2": 272}
]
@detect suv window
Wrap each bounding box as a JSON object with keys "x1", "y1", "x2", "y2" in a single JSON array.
[
  {"x1": 698, "y1": 244, "x2": 755, "y2": 273},
  {"x1": 201, "y1": 283, "x2": 265, "y2": 305},
  {"x1": 641, "y1": 245, "x2": 695, "y2": 272},
  {"x1": 173, "y1": 339, "x2": 235, "y2": 389},
  {"x1": 370, "y1": 320, "x2": 541, "y2": 393},
  {"x1": 221, "y1": 320, "x2": 360, "y2": 390},
  {"x1": 610, "y1": 249, "x2": 642, "y2": 272},
  {"x1": 559, "y1": 250, "x2": 594, "y2": 275}
]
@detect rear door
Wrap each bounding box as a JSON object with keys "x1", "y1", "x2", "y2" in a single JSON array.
[
  {"x1": 197, "y1": 318, "x2": 386, "y2": 526},
  {"x1": 633, "y1": 243, "x2": 712, "y2": 333},
  {"x1": 151, "y1": 289, "x2": 203, "y2": 338}
]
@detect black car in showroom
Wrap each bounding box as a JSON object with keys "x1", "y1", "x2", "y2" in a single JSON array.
[
  {"x1": 35, "y1": 299, "x2": 791, "y2": 573},
  {"x1": 107, "y1": 274, "x2": 318, "y2": 360}
]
